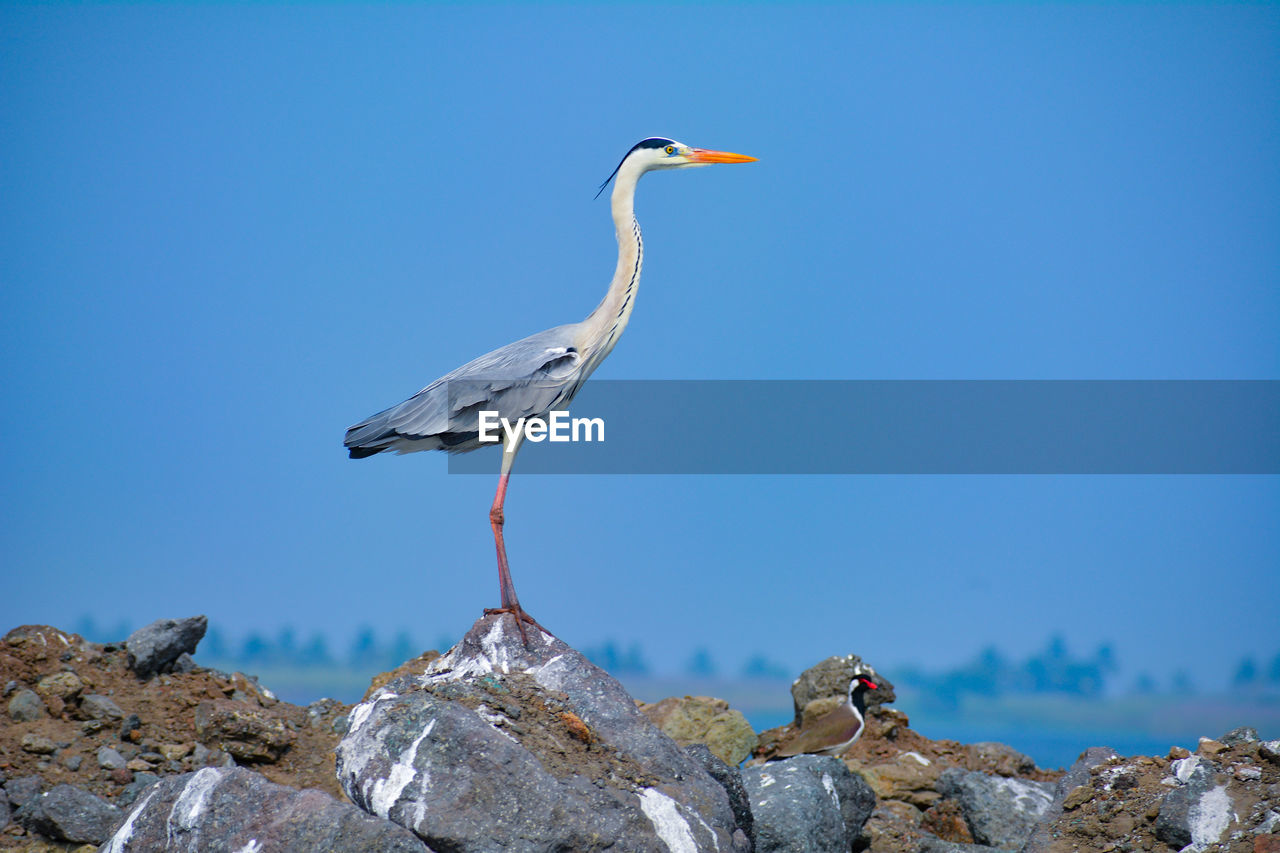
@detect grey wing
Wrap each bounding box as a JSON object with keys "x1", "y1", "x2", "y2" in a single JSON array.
[{"x1": 344, "y1": 324, "x2": 587, "y2": 458}]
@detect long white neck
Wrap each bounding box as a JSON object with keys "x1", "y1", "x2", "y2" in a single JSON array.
[{"x1": 580, "y1": 161, "x2": 645, "y2": 368}]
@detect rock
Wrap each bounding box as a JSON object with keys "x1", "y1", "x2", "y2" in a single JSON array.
[
  {"x1": 1021, "y1": 745, "x2": 1116, "y2": 853},
  {"x1": 99, "y1": 766, "x2": 428, "y2": 852},
  {"x1": 1, "y1": 787, "x2": 9, "y2": 828},
  {"x1": 849, "y1": 754, "x2": 944, "y2": 809},
  {"x1": 158, "y1": 743, "x2": 191, "y2": 761},
  {"x1": 936, "y1": 767, "x2": 1054, "y2": 849},
  {"x1": 36, "y1": 671, "x2": 84, "y2": 702},
  {"x1": 80, "y1": 694, "x2": 126, "y2": 721},
  {"x1": 21, "y1": 733, "x2": 58, "y2": 755},
  {"x1": 789, "y1": 654, "x2": 894, "y2": 726},
  {"x1": 640, "y1": 695, "x2": 758, "y2": 766},
  {"x1": 194, "y1": 699, "x2": 295, "y2": 762},
  {"x1": 119, "y1": 713, "x2": 142, "y2": 741},
  {"x1": 4, "y1": 775, "x2": 45, "y2": 810},
  {"x1": 117, "y1": 773, "x2": 159, "y2": 809},
  {"x1": 97, "y1": 747, "x2": 127, "y2": 770},
  {"x1": 966, "y1": 742, "x2": 1036, "y2": 778},
  {"x1": 14, "y1": 784, "x2": 123, "y2": 844},
  {"x1": 363, "y1": 650, "x2": 442, "y2": 700},
  {"x1": 1154, "y1": 756, "x2": 1234, "y2": 851},
  {"x1": 63, "y1": 754, "x2": 83, "y2": 772},
  {"x1": 125, "y1": 616, "x2": 207, "y2": 678},
  {"x1": 922, "y1": 799, "x2": 975, "y2": 844},
  {"x1": 1260, "y1": 740, "x2": 1280, "y2": 763},
  {"x1": 1220, "y1": 726, "x2": 1258, "y2": 746},
  {"x1": 685, "y1": 742, "x2": 755, "y2": 846},
  {"x1": 337, "y1": 614, "x2": 744, "y2": 853},
  {"x1": 8, "y1": 687, "x2": 46, "y2": 721},
  {"x1": 1197, "y1": 737, "x2": 1227, "y2": 755},
  {"x1": 1060, "y1": 784, "x2": 1094, "y2": 810},
  {"x1": 742, "y1": 754, "x2": 876, "y2": 852}
]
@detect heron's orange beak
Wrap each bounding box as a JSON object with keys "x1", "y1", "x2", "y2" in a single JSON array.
[{"x1": 688, "y1": 148, "x2": 758, "y2": 164}]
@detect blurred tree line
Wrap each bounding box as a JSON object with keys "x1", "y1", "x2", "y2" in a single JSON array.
[{"x1": 69, "y1": 618, "x2": 1280, "y2": 696}]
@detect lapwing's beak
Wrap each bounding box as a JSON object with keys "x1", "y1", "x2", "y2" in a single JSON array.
[
  {"x1": 688, "y1": 148, "x2": 758, "y2": 164},
  {"x1": 860, "y1": 678, "x2": 878, "y2": 690}
]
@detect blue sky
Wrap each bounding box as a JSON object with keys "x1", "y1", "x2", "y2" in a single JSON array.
[{"x1": 1, "y1": 3, "x2": 1277, "y2": 691}]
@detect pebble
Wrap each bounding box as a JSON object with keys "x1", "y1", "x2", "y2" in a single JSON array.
[
  {"x1": 1062, "y1": 785, "x2": 1095, "y2": 810},
  {"x1": 158, "y1": 743, "x2": 192, "y2": 761},
  {"x1": 125, "y1": 758, "x2": 151, "y2": 772},
  {"x1": 109, "y1": 768, "x2": 133, "y2": 785},
  {"x1": 1168, "y1": 746, "x2": 1191, "y2": 760},
  {"x1": 20, "y1": 734, "x2": 57, "y2": 755},
  {"x1": 79, "y1": 694, "x2": 125, "y2": 722},
  {"x1": 119, "y1": 714, "x2": 142, "y2": 742},
  {"x1": 62, "y1": 754, "x2": 82, "y2": 772},
  {"x1": 1197, "y1": 737, "x2": 1227, "y2": 755},
  {"x1": 35, "y1": 671, "x2": 83, "y2": 701},
  {"x1": 8, "y1": 689, "x2": 46, "y2": 722},
  {"x1": 96, "y1": 747, "x2": 126, "y2": 770}
]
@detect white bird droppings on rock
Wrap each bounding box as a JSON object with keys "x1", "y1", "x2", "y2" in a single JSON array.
[
  {"x1": 1171, "y1": 755, "x2": 1201, "y2": 783},
  {"x1": 1185, "y1": 785, "x2": 1235, "y2": 852},
  {"x1": 101, "y1": 789, "x2": 157, "y2": 853},
  {"x1": 168, "y1": 767, "x2": 223, "y2": 833},
  {"x1": 368, "y1": 720, "x2": 435, "y2": 819},
  {"x1": 638, "y1": 788, "x2": 701, "y2": 853}
]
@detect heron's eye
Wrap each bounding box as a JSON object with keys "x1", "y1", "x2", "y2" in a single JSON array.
[{"x1": 665, "y1": 145, "x2": 676, "y2": 155}]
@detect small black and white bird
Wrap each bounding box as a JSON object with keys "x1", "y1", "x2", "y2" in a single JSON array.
[{"x1": 773, "y1": 672, "x2": 879, "y2": 758}]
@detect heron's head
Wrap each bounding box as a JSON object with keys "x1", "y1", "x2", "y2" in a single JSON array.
[{"x1": 597, "y1": 137, "x2": 756, "y2": 198}]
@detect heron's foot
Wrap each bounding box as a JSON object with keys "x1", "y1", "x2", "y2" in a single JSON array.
[{"x1": 483, "y1": 605, "x2": 543, "y2": 645}]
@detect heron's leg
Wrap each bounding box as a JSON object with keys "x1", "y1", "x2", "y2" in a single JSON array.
[{"x1": 483, "y1": 433, "x2": 538, "y2": 643}]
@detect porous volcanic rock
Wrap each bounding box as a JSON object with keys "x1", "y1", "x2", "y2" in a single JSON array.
[
  {"x1": 99, "y1": 766, "x2": 429, "y2": 852},
  {"x1": 639, "y1": 694, "x2": 758, "y2": 766},
  {"x1": 336, "y1": 614, "x2": 746, "y2": 853}
]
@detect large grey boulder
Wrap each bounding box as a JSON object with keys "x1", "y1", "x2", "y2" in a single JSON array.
[
  {"x1": 936, "y1": 767, "x2": 1054, "y2": 850},
  {"x1": 337, "y1": 614, "x2": 745, "y2": 853},
  {"x1": 1021, "y1": 746, "x2": 1116, "y2": 853},
  {"x1": 126, "y1": 616, "x2": 207, "y2": 678},
  {"x1": 742, "y1": 754, "x2": 876, "y2": 852},
  {"x1": 14, "y1": 784, "x2": 123, "y2": 844},
  {"x1": 100, "y1": 766, "x2": 429, "y2": 852},
  {"x1": 685, "y1": 742, "x2": 754, "y2": 846},
  {"x1": 1154, "y1": 756, "x2": 1234, "y2": 851}
]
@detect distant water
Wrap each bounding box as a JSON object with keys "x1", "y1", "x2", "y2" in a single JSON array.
[{"x1": 905, "y1": 723, "x2": 1192, "y2": 770}]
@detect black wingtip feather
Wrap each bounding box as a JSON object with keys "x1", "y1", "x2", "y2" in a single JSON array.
[{"x1": 348, "y1": 446, "x2": 382, "y2": 459}]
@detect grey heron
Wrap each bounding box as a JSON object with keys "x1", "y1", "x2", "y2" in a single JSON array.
[{"x1": 344, "y1": 137, "x2": 757, "y2": 640}]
